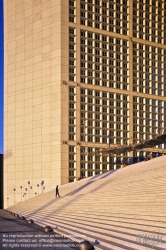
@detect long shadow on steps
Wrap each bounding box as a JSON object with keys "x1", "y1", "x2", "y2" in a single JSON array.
[
  {"x1": 68, "y1": 170, "x2": 117, "y2": 196},
  {"x1": 67, "y1": 181, "x2": 96, "y2": 196},
  {"x1": 43, "y1": 215, "x2": 166, "y2": 248},
  {"x1": 53, "y1": 212, "x2": 166, "y2": 231},
  {"x1": 45, "y1": 221, "x2": 143, "y2": 250},
  {"x1": 23, "y1": 170, "x2": 118, "y2": 218},
  {"x1": 72, "y1": 170, "x2": 118, "y2": 195},
  {"x1": 89, "y1": 170, "x2": 115, "y2": 180},
  {"x1": 100, "y1": 170, "x2": 117, "y2": 179}
]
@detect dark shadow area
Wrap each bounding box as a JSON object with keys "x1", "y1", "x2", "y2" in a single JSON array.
[
  {"x1": 0, "y1": 210, "x2": 79, "y2": 250},
  {"x1": 0, "y1": 154, "x2": 3, "y2": 209}
]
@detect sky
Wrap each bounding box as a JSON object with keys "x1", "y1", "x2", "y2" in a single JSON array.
[{"x1": 0, "y1": 0, "x2": 3, "y2": 154}]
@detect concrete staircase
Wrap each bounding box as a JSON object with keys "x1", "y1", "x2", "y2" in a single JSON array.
[{"x1": 7, "y1": 156, "x2": 166, "y2": 249}]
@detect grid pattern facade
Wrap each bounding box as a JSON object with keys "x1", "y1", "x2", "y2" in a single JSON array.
[
  {"x1": 80, "y1": 146, "x2": 119, "y2": 178},
  {"x1": 67, "y1": 0, "x2": 166, "y2": 181},
  {"x1": 80, "y1": 31, "x2": 129, "y2": 89},
  {"x1": 80, "y1": 89, "x2": 129, "y2": 145},
  {"x1": 80, "y1": 0, "x2": 129, "y2": 35},
  {"x1": 69, "y1": 86, "x2": 76, "y2": 141},
  {"x1": 69, "y1": 145, "x2": 76, "y2": 182},
  {"x1": 69, "y1": 27, "x2": 76, "y2": 82},
  {"x1": 133, "y1": 43, "x2": 166, "y2": 96},
  {"x1": 69, "y1": 0, "x2": 76, "y2": 23},
  {"x1": 133, "y1": 0, "x2": 165, "y2": 44},
  {"x1": 133, "y1": 97, "x2": 166, "y2": 141}
]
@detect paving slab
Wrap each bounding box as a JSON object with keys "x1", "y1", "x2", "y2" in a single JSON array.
[{"x1": 0, "y1": 209, "x2": 80, "y2": 250}]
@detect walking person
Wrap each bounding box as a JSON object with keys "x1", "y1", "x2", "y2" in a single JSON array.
[{"x1": 55, "y1": 185, "x2": 60, "y2": 198}]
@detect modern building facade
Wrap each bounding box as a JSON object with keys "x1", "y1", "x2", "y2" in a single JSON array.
[{"x1": 4, "y1": 0, "x2": 166, "y2": 207}]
